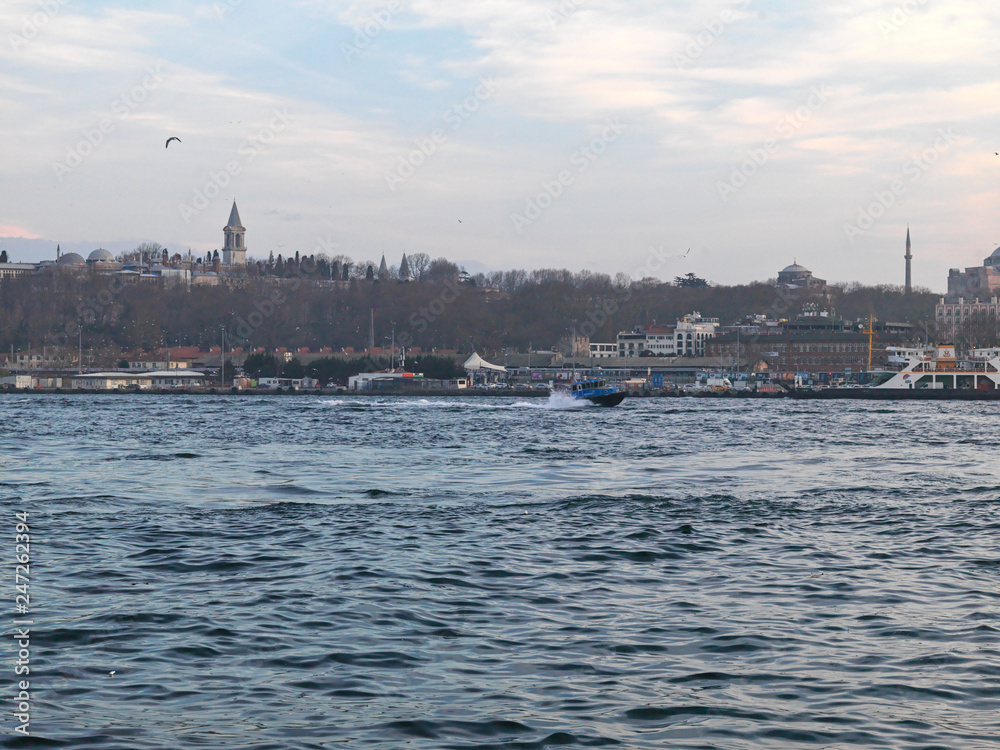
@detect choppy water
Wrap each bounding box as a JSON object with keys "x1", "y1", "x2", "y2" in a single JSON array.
[{"x1": 2, "y1": 394, "x2": 1000, "y2": 749}]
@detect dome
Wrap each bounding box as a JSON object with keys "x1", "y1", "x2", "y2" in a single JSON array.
[
  {"x1": 985, "y1": 247, "x2": 1000, "y2": 266},
  {"x1": 57, "y1": 252, "x2": 86, "y2": 266},
  {"x1": 88, "y1": 248, "x2": 115, "y2": 263},
  {"x1": 780, "y1": 263, "x2": 810, "y2": 274}
]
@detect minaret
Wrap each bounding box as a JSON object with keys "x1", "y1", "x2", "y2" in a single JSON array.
[
  {"x1": 222, "y1": 201, "x2": 247, "y2": 266},
  {"x1": 904, "y1": 225, "x2": 912, "y2": 294}
]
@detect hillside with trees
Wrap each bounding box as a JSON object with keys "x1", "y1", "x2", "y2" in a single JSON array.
[{"x1": 0, "y1": 253, "x2": 944, "y2": 360}]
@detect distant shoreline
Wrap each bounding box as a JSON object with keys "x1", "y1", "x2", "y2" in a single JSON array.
[{"x1": 0, "y1": 387, "x2": 788, "y2": 399}]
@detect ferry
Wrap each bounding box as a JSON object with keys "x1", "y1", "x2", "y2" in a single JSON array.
[
  {"x1": 554, "y1": 377, "x2": 627, "y2": 407},
  {"x1": 791, "y1": 344, "x2": 1000, "y2": 400}
]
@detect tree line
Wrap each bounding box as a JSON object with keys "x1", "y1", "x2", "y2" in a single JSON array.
[{"x1": 0, "y1": 257, "x2": 946, "y2": 364}]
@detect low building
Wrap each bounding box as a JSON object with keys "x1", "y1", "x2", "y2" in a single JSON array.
[
  {"x1": 589, "y1": 342, "x2": 617, "y2": 359},
  {"x1": 0, "y1": 262, "x2": 37, "y2": 280},
  {"x1": 706, "y1": 330, "x2": 908, "y2": 380},
  {"x1": 71, "y1": 370, "x2": 205, "y2": 390},
  {"x1": 257, "y1": 377, "x2": 319, "y2": 390},
  {"x1": 348, "y1": 371, "x2": 423, "y2": 390},
  {"x1": 935, "y1": 296, "x2": 1000, "y2": 327},
  {"x1": 11, "y1": 349, "x2": 76, "y2": 370},
  {"x1": 0, "y1": 375, "x2": 34, "y2": 388}
]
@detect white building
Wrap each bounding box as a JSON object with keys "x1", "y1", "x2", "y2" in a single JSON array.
[
  {"x1": 616, "y1": 326, "x2": 675, "y2": 357},
  {"x1": 71, "y1": 371, "x2": 205, "y2": 390},
  {"x1": 675, "y1": 312, "x2": 718, "y2": 357},
  {"x1": 348, "y1": 371, "x2": 422, "y2": 390},
  {"x1": 257, "y1": 377, "x2": 319, "y2": 390},
  {"x1": 589, "y1": 343, "x2": 617, "y2": 358}
]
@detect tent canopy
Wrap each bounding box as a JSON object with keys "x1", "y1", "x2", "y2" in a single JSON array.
[{"x1": 463, "y1": 352, "x2": 507, "y2": 372}]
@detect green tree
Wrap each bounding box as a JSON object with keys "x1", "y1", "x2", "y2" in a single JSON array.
[
  {"x1": 674, "y1": 273, "x2": 708, "y2": 287},
  {"x1": 243, "y1": 353, "x2": 279, "y2": 378},
  {"x1": 282, "y1": 357, "x2": 305, "y2": 379}
]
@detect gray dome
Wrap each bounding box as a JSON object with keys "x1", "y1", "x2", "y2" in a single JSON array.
[
  {"x1": 986, "y1": 247, "x2": 1000, "y2": 265},
  {"x1": 58, "y1": 252, "x2": 86, "y2": 265},
  {"x1": 781, "y1": 263, "x2": 810, "y2": 274},
  {"x1": 88, "y1": 248, "x2": 115, "y2": 262}
]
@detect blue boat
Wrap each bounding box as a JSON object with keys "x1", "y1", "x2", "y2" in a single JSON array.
[{"x1": 555, "y1": 377, "x2": 627, "y2": 407}]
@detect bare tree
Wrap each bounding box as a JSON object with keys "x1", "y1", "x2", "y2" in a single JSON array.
[{"x1": 407, "y1": 252, "x2": 431, "y2": 280}]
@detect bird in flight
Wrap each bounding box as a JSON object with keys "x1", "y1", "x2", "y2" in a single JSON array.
[
  {"x1": 165, "y1": 137, "x2": 181, "y2": 148},
  {"x1": 677, "y1": 248, "x2": 691, "y2": 258},
  {"x1": 458, "y1": 219, "x2": 462, "y2": 223}
]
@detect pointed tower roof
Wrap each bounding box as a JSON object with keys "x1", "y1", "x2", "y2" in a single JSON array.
[
  {"x1": 226, "y1": 201, "x2": 243, "y2": 229},
  {"x1": 378, "y1": 254, "x2": 388, "y2": 278},
  {"x1": 399, "y1": 253, "x2": 410, "y2": 279},
  {"x1": 905, "y1": 225, "x2": 911, "y2": 254}
]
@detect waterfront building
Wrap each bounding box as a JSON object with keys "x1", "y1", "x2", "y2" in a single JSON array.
[
  {"x1": 706, "y1": 326, "x2": 910, "y2": 380},
  {"x1": 70, "y1": 370, "x2": 205, "y2": 390}
]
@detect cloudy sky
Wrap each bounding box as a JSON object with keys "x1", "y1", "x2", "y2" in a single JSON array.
[{"x1": 2, "y1": 0, "x2": 999, "y2": 290}]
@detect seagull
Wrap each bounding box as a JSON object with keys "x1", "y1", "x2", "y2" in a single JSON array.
[
  {"x1": 458, "y1": 220, "x2": 462, "y2": 223},
  {"x1": 677, "y1": 247, "x2": 691, "y2": 259},
  {"x1": 165, "y1": 137, "x2": 181, "y2": 148},
  {"x1": 109, "y1": 671, "x2": 116, "y2": 677}
]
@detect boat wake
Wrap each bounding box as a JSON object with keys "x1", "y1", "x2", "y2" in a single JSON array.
[{"x1": 510, "y1": 392, "x2": 589, "y2": 410}]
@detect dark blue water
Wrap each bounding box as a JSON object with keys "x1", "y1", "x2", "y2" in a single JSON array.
[{"x1": 2, "y1": 394, "x2": 1000, "y2": 748}]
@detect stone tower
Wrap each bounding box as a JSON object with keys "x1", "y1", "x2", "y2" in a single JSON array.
[
  {"x1": 904, "y1": 226, "x2": 912, "y2": 294},
  {"x1": 222, "y1": 201, "x2": 246, "y2": 266}
]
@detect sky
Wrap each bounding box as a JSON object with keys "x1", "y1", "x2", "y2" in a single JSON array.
[{"x1": 2, "y1": 0, "x2": 1000, "y2": 292}]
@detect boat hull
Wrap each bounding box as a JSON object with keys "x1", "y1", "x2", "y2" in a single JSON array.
[
  {"x1": 789, "y1": 387, "x2": 1000, "y2": 400},
  {"x1": 583, "y1": 391, "x2": 627, "y2": 407}
]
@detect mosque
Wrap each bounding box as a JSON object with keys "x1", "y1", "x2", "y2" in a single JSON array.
[{"x1": 775, "y1": 260, "x2": 828, "y2": 294}]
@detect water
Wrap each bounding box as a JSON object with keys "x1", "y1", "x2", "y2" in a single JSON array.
[{"x1": 2, "y1": 394, "x2": 1000, "y2": 749}]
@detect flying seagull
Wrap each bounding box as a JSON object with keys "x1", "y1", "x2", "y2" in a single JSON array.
[
  {"x1": 677, "y1": 247, "x2": 691, "y2": 259},
  {"x1": 165, "y1": 137, "x2": 181, "y2": 148}
]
